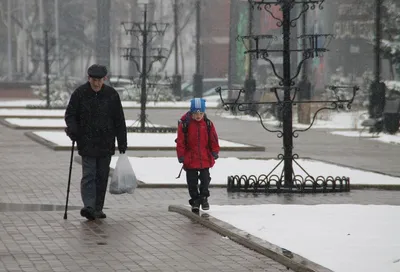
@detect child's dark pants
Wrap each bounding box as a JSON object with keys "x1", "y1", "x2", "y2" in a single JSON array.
[{"x1": 186, "y1": 168, "x2": 211, "y2": 201}]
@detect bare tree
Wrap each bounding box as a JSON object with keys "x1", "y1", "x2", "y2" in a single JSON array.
[{"x1": 0, "y1": 0, "x2": 99, "y2": 80}]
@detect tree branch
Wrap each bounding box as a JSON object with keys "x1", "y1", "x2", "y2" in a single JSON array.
[{"x1": 157, "y1": 7, "x2": 195, "y2": 72}]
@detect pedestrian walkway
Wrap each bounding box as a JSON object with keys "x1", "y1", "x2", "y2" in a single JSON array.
[
  {"x1": 0, "y1": 123, "x2": 289, "y2": 272},
  {"x1": 2, "y1": 117, "x2": 400, "y2": 272}
]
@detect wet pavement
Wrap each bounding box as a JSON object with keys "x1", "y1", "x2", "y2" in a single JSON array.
[
  {"x1": 0, "y1": 123, "x2": 291, "y2": 272},
  {"x1": 0, "y1": 203, "x2": 81, "y2": 212},
  {"x1": 1, "y1": 108, "x2": 400, "y2": 271},
  {"x1": 0, "y1": 211, "x2": 289, "y2": 272}
]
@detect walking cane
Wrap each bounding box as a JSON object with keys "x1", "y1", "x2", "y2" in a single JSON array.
[
  {"x1": 63, "y1": 140, "x2": 75, "y2": 220},
  {"x1": 175, "y1": 166, "x2": 184, "y2": 179}
]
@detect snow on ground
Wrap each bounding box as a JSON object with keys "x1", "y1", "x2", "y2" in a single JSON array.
[
  {"x1": 0, "y1": 99, "x2": 45, "y2": 107},
  {"x1": 385, "y1": 80, "x2": 400, "y2": 91},
  {"x1": 206, "y1": 204, "x2": 400, "y2": 272},
  {"x1": 0, "y1": 99, "x2": 220, "y2": 108},
  {"x1": 109, "y1": 157, "x2": 400, "y2": 186},
  {"x1": 0, "y1": 108, "x2": 65, "y2": 117},
  {"x1": 4, "y1": 118, "x2": 167, "y2": 128},
  {"x1": 219, "y1": 110, "x2": 369, "y2": 130},
  {"x1": 331, "y1": 131, "x2": 400, "y2": 145},
  {"x1": 32, "y1": 131, "x2": 249, "y2": 148}
]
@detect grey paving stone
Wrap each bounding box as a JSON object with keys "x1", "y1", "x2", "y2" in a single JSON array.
[{"x1": 0, "y1": 123, "x2": 292, "y2": 271}]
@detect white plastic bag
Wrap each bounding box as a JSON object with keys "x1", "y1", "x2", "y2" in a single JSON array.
[{"x1": 109, "y1": 154, "x2": 138, "y2": 194}]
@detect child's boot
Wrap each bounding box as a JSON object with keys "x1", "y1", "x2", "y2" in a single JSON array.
[
  {"x1": 189, "y1": 198, "x2": 200, "y2": 212},
  {"x1": 201, "y1": 196, "x2": 209, "y2": 210}
]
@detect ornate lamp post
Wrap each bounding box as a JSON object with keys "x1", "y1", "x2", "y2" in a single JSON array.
[
  {"x1": 121, "y1": 3, "x2": 170, "y2": 133},
  {"x1": 193, "y1": 0, "x2": 203, "y2": 98},
  {"x1": 216, "y1": 0, "x2": 359, "y2": 193}
]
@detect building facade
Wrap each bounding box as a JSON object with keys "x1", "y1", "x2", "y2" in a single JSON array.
[{"x1": 200, "y1": 0, "x2": 381, "y2": 91}]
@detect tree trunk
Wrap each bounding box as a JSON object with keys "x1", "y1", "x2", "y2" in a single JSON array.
[
  {"x1": 179, "y1": 33, "x2": 185, "y2": 81},
  {"x1": 389, "y1": 58, "x2": 395, "y2": 80}
]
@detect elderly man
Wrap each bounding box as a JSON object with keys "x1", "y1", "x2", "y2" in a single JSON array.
[{"x1": 64, "y1": 64, "x2": 127, "y2": 220}]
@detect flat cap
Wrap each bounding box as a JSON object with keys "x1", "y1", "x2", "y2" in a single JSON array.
[{"x1": 87, "y1": 64, "x2": 108, "y2": 78}]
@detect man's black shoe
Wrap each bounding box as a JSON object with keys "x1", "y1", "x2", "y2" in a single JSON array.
[
  {"x1": 95, "y1": 210, "x2": 107, "y2": 219},
  {"x1": 80, "y1": 207, "x2": 95, "y2": 220}
]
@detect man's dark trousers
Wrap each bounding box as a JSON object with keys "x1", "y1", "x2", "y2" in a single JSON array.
[{"x1": 81, "y1": 156, "x2": 111, "y2": 212}]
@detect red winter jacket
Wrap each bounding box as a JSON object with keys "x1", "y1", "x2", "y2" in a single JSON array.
[{"x1": 176, "y1": 113, "x2": 220, "y2": 170}]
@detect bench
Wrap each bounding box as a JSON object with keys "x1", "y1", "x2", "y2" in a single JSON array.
[
  {"x1": 360, "y1": 117, "x2": 383, "y2": 137},
  {"x1": 360, "y1": 98, "x2": 400, "y2": 136}
]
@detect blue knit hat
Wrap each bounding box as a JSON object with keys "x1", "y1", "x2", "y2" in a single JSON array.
[{"x1": 190, "y1": 98, "x2": 206, "y2": 113}]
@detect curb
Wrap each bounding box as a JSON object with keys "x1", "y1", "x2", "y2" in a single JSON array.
[
  {"x1": 23, "y1": 131, "x2": 265, "y2": 152},
  {"x1": 0, "y1": 115, "x2": 63, "y2": 119},
  {"x1": 350, "y1": 184, "x2": 400, "y2": 190},
  {"x1": 129, "y1": 184, "x2": 227, "y2": 188},
  {"x1": 0, "y1": 106, "x2": 66, "y2": 110},
  {"x1": 168, "y1": 205, "x2": 333, "y2": 272},
  {"x1": 0, "y1": 118, "x2": 19, "y2": 129},
  {"x1": 24, "y1": 131, "x2": 60, "y2": 150},
  {"x1": 0, "y1": 118, "x2": 63, "y2": 130}
]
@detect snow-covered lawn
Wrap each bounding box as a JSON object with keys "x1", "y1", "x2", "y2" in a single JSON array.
[
  {"x1": 219, "y1": 110, "x2": 369, "y2": 130},
  {"x1": 32, "y1": 131, "x2": 250, "y2": 149},
  {"x1": 109, "y1": 157, "x2": 400, "y2": 186},
  {"x1": 331, "y1": 131, "x2": 400, "y2": 145},
  {"x1": 0, "y1": 108, "x2": 65, "y2": 117},
  {"x1": 206, "y1": 204, "x2": 400, "y2": 272},
  {"x1": 385, "y1": 80, "x2": 400, "y2": 91},
  {"x1": 0, "y1": 99, "x2": 45, "y2": 108},
  {"x1": 0, "y1": 99, "x2": 220, "y2": 109},
  {"x1": 4, "y1": 118, "x2": 168, "y2": 128}
]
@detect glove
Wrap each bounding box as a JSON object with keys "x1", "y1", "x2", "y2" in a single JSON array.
[
  {"x1": 178, "y1": 157, "x2": 184, "y2": 163},
  {"x1": 65, "y1": 127, "x2": 78, "y2": 141},
  {"x1": 212, "y1": 152, "x2": 219, "y2": 160}
]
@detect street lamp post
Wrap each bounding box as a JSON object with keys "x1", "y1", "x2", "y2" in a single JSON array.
[
  {"x1": 44, "y1": 30, "x2": 50, "y2": 108},
  {"x1": 369, "y1": 0, "x2": 386, "y2": 120},
  {"x1": 173, "y1": 0, "x2": 182, "y2": 99},
  {"x1": 193, "y1": 0, "x2": 203, "y2": 98},
  {"x1": 96, "y1": 0, "x2": 111, "y2": 76},
  {"x1": 244, "y1": 0, "x2": 256, "y2": 107},
  {"x1": 7, "y1": 0, "x2": 12, "y2": 81},
  {"x1": 375, "y1": 0, "x2": 382, "y2": 84}
]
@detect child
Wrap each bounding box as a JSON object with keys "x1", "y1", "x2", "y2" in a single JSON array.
[{"x1": 176, "y1": 98, "x2": 220, "y2": 212}]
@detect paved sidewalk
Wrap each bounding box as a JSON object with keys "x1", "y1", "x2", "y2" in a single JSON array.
[
  {"x1": 0, "y1": 123, "x2": 290, "y2": 272},
  {"x1": 2, "y1": 116, "x2": 400, "y2": 272},
  {"x1": 0, "y1": 210, "x2": 289, "y2": 272}
]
